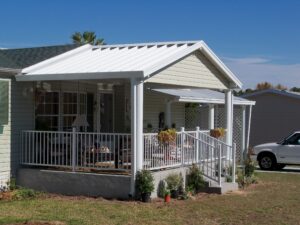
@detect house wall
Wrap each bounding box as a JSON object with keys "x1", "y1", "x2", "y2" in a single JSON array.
[
  {"x1": 246, "y1": 93, "x2": 300, "y2": 146},
  {"x1": 144, "y1": 90, "x2": 185, "y2": 131},
  {"x1": 146, "y1": 51, "x2": 229, "y2": 90},
  {"x1": 0, "y1": 76, "x2": 11, "y2": 188}
]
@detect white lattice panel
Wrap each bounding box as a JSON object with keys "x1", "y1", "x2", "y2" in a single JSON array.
[{"x1": 185, "y1": 105, "x2": 245, "y2": 162}]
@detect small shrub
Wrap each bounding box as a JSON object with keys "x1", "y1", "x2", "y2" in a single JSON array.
[
  {"x1": 244, "y1": 158, "x2": 256, "y2": 177},
  {"x1": 135, "y1": 170, "x2": 155, "y2": 195},
  {"x1": 157, "y1": 180, "x2": 166, "y2": 198},
  {"x1": 8, "y1": 178, "x2": 17, "y2": 191},
  {"x1": 11, "y1": 188, "x2": 39, "y2": 200},
  {"x1": 186, "y1": 164, "x2": 205, "y2": 193},
  {"x1": 158, "y1": 129, "x2": 176, "y2": 143},
  {"x1": 210, "y1": 128, "x2": 226, "y2": 139},
  {"x1": 165, "y1": 173, "x2": 182, "y2": 191}
]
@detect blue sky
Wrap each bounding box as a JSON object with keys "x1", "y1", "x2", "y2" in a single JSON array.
[{"x1": 1, "y1": 0, "x2": 300, "y2": 88}]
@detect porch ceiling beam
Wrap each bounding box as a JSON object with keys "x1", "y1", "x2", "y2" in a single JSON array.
[
  {"x1": 177, "y1": 98, "x2": 256, "y2": 106},
  {"x1": 15, "y1": 71, "x2": 144, "y2": 82}
]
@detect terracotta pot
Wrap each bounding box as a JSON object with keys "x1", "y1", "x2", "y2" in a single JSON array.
[{"x1": 164, "y1": 194, "x2": 171, "y2": 203}]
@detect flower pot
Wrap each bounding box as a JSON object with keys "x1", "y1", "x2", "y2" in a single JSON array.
[
  {"x1": 171, "y1": 190, "x2": 179, "y2": 199},
  {"x1": 141, "y1": 192, "x2": 151, "y2": 203},
  {"x1": 164, "y1": 194, "x2": 171, "y2": 203}
]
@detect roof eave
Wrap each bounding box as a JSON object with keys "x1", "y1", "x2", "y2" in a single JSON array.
[{"x1": 15, "y1": 71, "x2": 144, "y2": 81}]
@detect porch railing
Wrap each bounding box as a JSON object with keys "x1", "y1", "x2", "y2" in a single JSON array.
[
  {"x1": 21, "y1": 130, "x2": 131, "y2": 171},
  {"x1": 143, "y1": 128, "x2": 236, "y2": 185}
]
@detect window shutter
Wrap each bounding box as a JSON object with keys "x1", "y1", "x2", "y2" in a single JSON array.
[{"x1": 0, "y1": 80, "x2": 9, "y2": 125}]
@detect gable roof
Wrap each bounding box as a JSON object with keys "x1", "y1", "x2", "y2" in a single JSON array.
[
  {"x1": 153, "y1": 88, "x2": 255, "y2": 105},
  {"x1": 17, "y1": 41, "x2": 242, "y2": 88},
  {"x1": 0, "y1": 44, "x2": 79, "y2": 69},
  {"x1": 242, "y1": 89, "x2": 300, "y2": 100}
]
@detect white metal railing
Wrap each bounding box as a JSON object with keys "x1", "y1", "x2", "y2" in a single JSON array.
[
  {"x1": 143, "y1": 128, "x2": 236, "y2": 186},
  {"x1": 21, "y1": 130, "x2": 131, "y2": 171}
]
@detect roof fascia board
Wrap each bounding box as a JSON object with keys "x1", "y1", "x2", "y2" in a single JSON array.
[
  {"x1": 200, "y1": 42, "x2": 242, "y2": 89},
  {"x1": 22, "y1": 44, "x2": 92, "y2": 74},
  {"x1": 178, "y1": 97, "x2": 255, "y2": 105},
  {"x1": 15, "y1": 71, "x2": 144, "y2": 82},
  {"x1": 242, "y1": 89, "x2": 300, "y2": 100},
  {"x1": 0, "y1": 67, "x2": 21, "y2": 74}
]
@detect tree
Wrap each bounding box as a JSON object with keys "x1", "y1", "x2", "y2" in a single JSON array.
[
  {"x1": 256, "y1": 82, "x2": 273, "y2": 90},
  {"x1": 71, "y1": 31, "x2": 105, "y2": 45},
  {"x1": 274, "y1": 84, "x2": 287, "y2": 90}
]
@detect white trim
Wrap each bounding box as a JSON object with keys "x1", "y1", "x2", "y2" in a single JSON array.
[
  {"x1": 16, "y1": 71, "x2": 144, "y2": 82},
  {"x1": 177, "y1": 97, "x2": 255, "y2": 105}
]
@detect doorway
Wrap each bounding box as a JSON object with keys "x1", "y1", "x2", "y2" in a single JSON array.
[{"x1": 99, "y1": 92, "x2": 114, "y2": 132}]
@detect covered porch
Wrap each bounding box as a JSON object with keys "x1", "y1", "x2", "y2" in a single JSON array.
[{"x1": 16, "y1": 41, "x2": 243, "y2": 197}]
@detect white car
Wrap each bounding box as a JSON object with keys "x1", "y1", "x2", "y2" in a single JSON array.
[{"x1": 251, "y1": 132, "x2": 300, "y2": 170}]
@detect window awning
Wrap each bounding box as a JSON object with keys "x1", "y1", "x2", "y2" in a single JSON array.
[{"x1": 152, "y1": 88, "x2": 255, "y2": 106}]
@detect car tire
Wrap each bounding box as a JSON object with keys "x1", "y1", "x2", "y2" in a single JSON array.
[
  {"x1": 258, "y1": 154, "x2": 276, "y2": 170},
  {"x1": 275, "y1": 164, "x2": 286, "y2": 170}
]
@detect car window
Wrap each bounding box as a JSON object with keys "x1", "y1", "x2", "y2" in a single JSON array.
[{"x1": 286, "y1": 133, "x2": 300, "y2": 145}]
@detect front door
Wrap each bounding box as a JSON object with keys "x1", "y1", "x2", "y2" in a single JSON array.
[{"x1": 99, "y1": 92, "x2": 114, "y2": 132}]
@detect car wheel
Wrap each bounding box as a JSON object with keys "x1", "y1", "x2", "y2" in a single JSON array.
[
  {"x1": 275, "y1": 164, "x2": 286, "y2": 170},
  {"x1": 259, "y1": 154, "x2": 275, "y2": 170}
]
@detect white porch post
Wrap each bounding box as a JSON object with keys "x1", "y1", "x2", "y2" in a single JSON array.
[
  {"x1": 165, "y1": 101, "x2": 172, "y2": 128},
  {"x1": 136, "y1": 80, "x2": 144, "y2": 171},
  {"x1": 130, "y1": 78, "x2": 137, "y2": 196},
  {"x1": 208, "y1": 104, "x2": 215, "y2": 130},
  {"x1": 225, "y1": 90, "x2": 233, "y2": 147},
  {"x1": 130, "y1": 78, "x2": 144, "y2": 197},
  {"x1": 241, "y1": 105, "x2": 246, "y2": 162}
]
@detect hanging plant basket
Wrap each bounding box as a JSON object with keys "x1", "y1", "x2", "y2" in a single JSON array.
[{"x1": 210, "y1": 128, "x2": 226, "y2": 139}]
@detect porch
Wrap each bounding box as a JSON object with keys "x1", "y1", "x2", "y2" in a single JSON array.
[{"x1": 15, "y1": 41, "x2": 243, "y2": 197}]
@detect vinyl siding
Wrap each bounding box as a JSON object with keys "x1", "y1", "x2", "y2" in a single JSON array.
[
  {"x1": 0, "y1": 77, "x2": 11, "y2": 188},
  {"x1": 146, "y1": 51, "x2": 230, "y2": 89},
  {"x1": 144, "y1": 90, "x2": 185, "y2": 130}
]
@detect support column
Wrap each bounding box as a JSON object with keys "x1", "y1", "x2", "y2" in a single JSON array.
[
  {"x1": 208, "y1": 104, "x2": 215, "y2": 130},
  {"x1": 225, "y1": 90, "x2": 233, "y2": 147},
  {"x1": 136, "y1": 80, "x2": 144, "y2": 171},
  {"x1": 130, "y1": 78, "x2": 137, "y2": 196},
  {"x1": 165, "y1": 100, "x2": 172, "y2": 128},
  {"x1": 130, "y1": 78, "x2": 144, "y2": 197},
  {"x1": 241, "y1": 105, "x2": 246, "y2": 162}
]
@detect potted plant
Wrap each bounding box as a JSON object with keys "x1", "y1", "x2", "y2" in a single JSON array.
[
  {"x1": 158, "y1": 129, "x2": 176, "y2": 144},
  {"x1": 210, "y1": 128, "x2": 226, "y2": 139},
  {"x1": 165, "y1": 173, "x2": 182, "y2": 198},
  {"x1": 164, "y1": 189, "x2": 171, "y2": 203},
  {"x1": 135, "y1": 170, "x2": 155, "y2": 203}
]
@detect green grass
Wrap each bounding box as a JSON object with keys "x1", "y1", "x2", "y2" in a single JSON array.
[{"x1": 0, "y1": 172, "x2": 300, "y2": 225}]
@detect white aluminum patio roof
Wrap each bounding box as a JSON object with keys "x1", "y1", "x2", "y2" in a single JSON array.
[
  {"x1": 16, "y1": 41, "x2": 242, "y2": 88},
  {"x1": 152, "y1": 88, "x2": 255, "y2": 105}
]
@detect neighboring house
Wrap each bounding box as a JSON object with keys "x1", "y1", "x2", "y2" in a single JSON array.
[
  {"x1": 243, "y1": 89, "x2": 300, "y2": 147},
  {"x1": 0, "y1": 40, "x2": 247, "y2": 197}
]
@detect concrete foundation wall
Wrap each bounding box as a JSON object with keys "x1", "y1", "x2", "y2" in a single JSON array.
[
  {"x1": 17, "y1": 168, "x2": 131, "y2": 199},
  {"x1": 151, "y1": 167, "x2": 190, "y2": 198}
]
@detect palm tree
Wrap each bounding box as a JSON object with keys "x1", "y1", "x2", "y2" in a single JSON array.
[{"x1": 71, "y1": 31, "x2": 105, "y2": 45}]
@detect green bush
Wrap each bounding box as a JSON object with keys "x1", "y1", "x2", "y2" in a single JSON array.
[
  {"x1": 8, "y1": 178, "x2": 17, "y2": 191},
  {"x1": 165, "y1": 173, "x2": 182, "y2": 191},
  {"x1": 135, "y1": 170, "x2": 155, "y2": 194},
  {"x1": 186, "y1": 164, "x2": 205, "y2": 193},
  {"x1": 244, "y1": 158, "x2": 256, "y2": 177},
  {"x1": 11, "y1": 188, "x2": 39, "y2": 200}
]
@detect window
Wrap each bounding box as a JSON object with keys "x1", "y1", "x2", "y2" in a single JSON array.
[
  {"x1": 35, "y1": 92, "x2": 59, "y2": 131},
  {"x1": 286, "y1": 133, "x2": 300, "y2": 145},
  {"x1": 62, "y1": 92, "x2": 87, "y2": 131}
]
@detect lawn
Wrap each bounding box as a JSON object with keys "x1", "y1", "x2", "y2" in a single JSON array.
[{"x1": 0, "y1": 172, "x2": 299, "y2": 225}]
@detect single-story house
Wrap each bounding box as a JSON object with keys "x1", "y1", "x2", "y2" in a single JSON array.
[
  {"x1": 0, "y1": 40, "x2": 251, "y2": 197},
  {"x1": 243, "y1": 89, "x2": 300, "y2": 146}
]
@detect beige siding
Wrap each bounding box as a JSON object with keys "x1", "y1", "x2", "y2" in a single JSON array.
[
  {"x1": 0, "y1": 77, "x2": 11, "y2": 188},
  {"x1": 247, "y1": 93, "x2": 300, "y2": 146},
  {"x1": 144, "y1": 90, "x2": 185, "y2": 131},
  {"x1": 146, "y1": 51, "x2": 229, "y2": 89}
]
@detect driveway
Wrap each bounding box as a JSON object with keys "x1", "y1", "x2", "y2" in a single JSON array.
[{"x1": 256, "y1": 166, "x2": 300, "y2": 175}]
